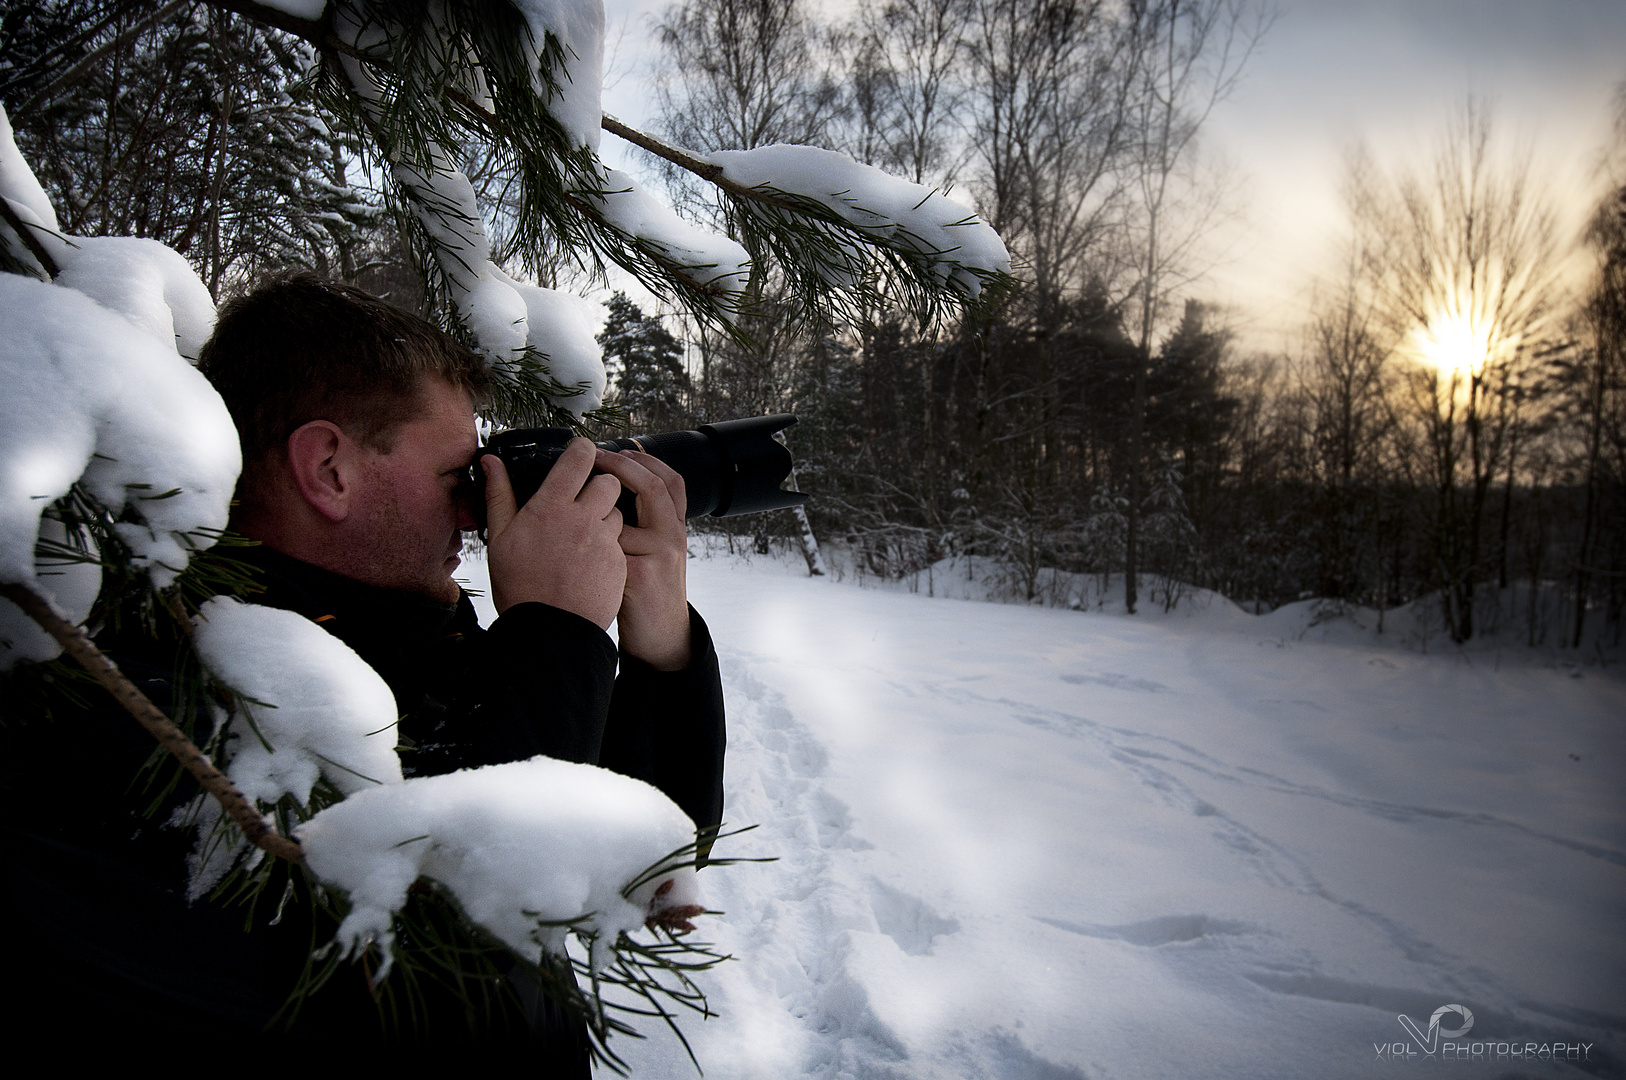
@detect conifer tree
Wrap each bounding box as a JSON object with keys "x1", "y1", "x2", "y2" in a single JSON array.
[
  {"x1": 598, "y1": 291, "x2": 691, "y2": 431},
  {"x1": 0, "y1": 0, "x2": 1008, "y2": 1060}
]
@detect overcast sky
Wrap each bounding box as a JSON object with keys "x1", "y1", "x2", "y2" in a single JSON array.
[{"x1": 596, "y1": 0, "x2": 1625, "y2": 352}]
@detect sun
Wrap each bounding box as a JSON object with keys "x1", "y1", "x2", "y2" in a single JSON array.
[{"x1": 1411, "y1": 309, "x2": 1495, "y2": 376}]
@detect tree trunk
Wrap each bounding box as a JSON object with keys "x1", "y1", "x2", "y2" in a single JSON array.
[
  {"x1": 1125, "y1": 351, "x2": 1145, "y2": 614},
  {"x1": 1574, "y1": 344, "x2": 1606, "y2": 647},
  {"x1": 1497, "y1": 420, "x2": 1518, "y2": 590},
  {"x1": 793, "y1": 503, "x2": 825, "y2": 576}
]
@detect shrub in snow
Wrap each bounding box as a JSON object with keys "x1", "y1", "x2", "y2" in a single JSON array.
[
  {"x1": 708, "y1": 144, "x2": 1011, "y2": 298},
  {"x1": 0, "y1": 274, "x2": 239, "y2": 667},
  {"x1": 296, "y1": 757, "x2": 703, "y2": 980},
  {"x1": 191, "y1": 597, "x2": 405, "y2": 806},
  {"x1": 186, "y1": 595, "x2": 707, "y2": 1016}
]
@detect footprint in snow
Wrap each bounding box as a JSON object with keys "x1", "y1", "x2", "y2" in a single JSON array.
[
  {"x1": 1060, "y1": 671, "x2": 1169, "y2": 693},
  {"x1": 868, "y1": 878, "x2": 960, "y2": 955},
  {"x1": 1032, "y1": 913, "x2": 1249, "y2": 947}
]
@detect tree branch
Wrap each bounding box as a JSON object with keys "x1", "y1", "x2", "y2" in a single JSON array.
[
  {"x1": 16, "y1": 0, "x2": 192, "y2": 117},
  {"x1": 193, "y1": 0, "x2": 798, "y2": 214},
  {"x1": 601, "y1": 115, "x2": 721, "y2": 183},
  {"x1": 0, "y1": 582, "x2": 304, "y2": 864},
  {"x1": 600, "y1": 114, "x2": 805, "y2": 212}
]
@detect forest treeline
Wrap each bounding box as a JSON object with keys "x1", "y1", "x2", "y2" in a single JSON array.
[{"x1": 3, "y1": 0, "x2": 1622, "y2": 648}]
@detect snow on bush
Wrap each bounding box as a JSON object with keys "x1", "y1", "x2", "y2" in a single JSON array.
[
  {"x1": 191, "y1": 597, "x2": 404, "y2": 805},
  {"x1": 0, "y1": 274, "x2": 239, "y2": 668},
  {"x1": 511, "y1": 0, "x2": 606, "y2": 151},
  {"x1": 2, "y1": 106, "x2": 216, "y2": 361},
  {"x1": 598, "y1": 167, "x2": 751, "y2": 294},
  {"x1": 296, "y1": 756, "x2": 703, "y2": 977},
  {"x1": 707, "y1": 144, "x2": 1011, "y2": 296},
  {"x1": 382, "y1": 136, "x2": 609, "y2": 413},
  {"x1": 187, "y1": 597, "x2": 703, "y2": 979},
  {"x1": 0, "y1": 519, "x2": 102, "y2": 670}
]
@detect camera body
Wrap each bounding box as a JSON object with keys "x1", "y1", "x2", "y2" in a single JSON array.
[{"x1": 471, "y1": 413, "x2": 809, "y2": 530}]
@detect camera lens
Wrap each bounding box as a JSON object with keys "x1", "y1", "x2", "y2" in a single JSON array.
[{"x1": 469, "y1": 414, "x2": 808, "y2": 531}]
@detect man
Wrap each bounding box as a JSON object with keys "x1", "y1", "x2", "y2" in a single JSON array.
[{"x1": 1, "y1": 275, "x2": 725, "y2": 1060}]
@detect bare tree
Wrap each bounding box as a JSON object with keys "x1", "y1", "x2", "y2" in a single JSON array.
[
  {"x1": 1569, "y1": 89, "x2": 1626, "y2": 647},
  {"x1": 653, "y1": 0, "x2": 842, "y2": 160},
  {"x1": 965, "y1": 0, "x2": 1138, "y2": 322},
  {"x1": 1119, "y1": 0, "x2": 1268, "y2": 613},
  {"x1": 1350, "y1": 101, "x2": 1566, "y2": 641},
  {"x1": 835, "y1": 0, "x2": 970, "y2": 186},
  {"x1": 1292, "y1": 240, "x2": 1398, "y2": 602}
]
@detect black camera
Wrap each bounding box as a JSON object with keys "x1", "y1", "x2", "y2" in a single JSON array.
[{"x1": 470, "y1": 413, "x2": 809, "y2": 531}]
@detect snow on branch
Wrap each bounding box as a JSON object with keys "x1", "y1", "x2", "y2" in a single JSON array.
[
  {"x1": 296, "y1": 756, "x2": 705, "y2": 981},
  {"x1": 192, "y1": 597, "x2": 405, "y2": 808},
  {"x1": 709, "y1": 144, "x2": 1011, "y2": 300},
  {"x1": 0, "y1": 273, "x2": 238, "y2": 601},
  {"x1": 0, "y1": 580, "x2": 303, "y2": 863},
  {"x1": 182, "y1": 593, "x2": 721, "y2": 1049},
  {"x1": 596, "y1": 166, "x2": 751, "y2": 294},
  {"x1": 197, "y1": 0, "x2": 1011, "y2": 370}
]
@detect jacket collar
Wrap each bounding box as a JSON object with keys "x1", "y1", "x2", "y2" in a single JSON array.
[{"x1": 233, "y1": 544, "x2": 474, "y2": 665}]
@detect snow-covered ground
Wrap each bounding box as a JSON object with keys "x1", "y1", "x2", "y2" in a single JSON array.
[{"x1": 465, "y1": 548, "x2": 1625, "y2": 1079}]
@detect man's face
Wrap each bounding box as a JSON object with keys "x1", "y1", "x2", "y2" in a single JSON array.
[{"x1": 347, "y1": 376, "x2": 479, "y2": 603}]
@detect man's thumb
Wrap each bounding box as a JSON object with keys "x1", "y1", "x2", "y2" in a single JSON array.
[{"x1": 482, "y1": 455, "x2": 517, "y2": 537}]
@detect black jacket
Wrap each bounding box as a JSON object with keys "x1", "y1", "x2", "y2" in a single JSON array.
[{"x1": 0, "y1": 545, "x2": 726, "y2": 1058}]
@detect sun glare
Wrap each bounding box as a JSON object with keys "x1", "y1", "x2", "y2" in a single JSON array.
[{"x1": 1411, "y1": 308, "x2": 1502, "y2": 377}]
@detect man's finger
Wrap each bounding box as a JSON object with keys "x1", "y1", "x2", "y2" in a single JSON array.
[
  {"x1": 482, "y1": 456, "x2": 518, "y2": 538},
  {"x1": 533, "y1": 437, "x2": 599, "y2": 511},
  {"x1": 622, "y1": 451, "x2": 688, "y2": 521},
  {"x1": 581, "y1": 472, "x2": 624, "y2": 519},
  {"x1": 593, "y1": 451, "x2": 676, "y2": 529}
]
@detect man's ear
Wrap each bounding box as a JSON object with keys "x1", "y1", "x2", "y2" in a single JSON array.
[{"x1": 286, "y1": 420, "x2": 359, "y2": 522}]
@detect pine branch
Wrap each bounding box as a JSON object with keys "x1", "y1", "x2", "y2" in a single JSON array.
[
  {"x1": 201, "y1": 0, "x2": 340, "y2": 53},
  {"x1": 599, "y1": 115, "x2": 797, "y2": 214},
  {"x1": 0, "y1": 581, "x2": 304, "y2": 864},
  {"x1": 0, "y1": 197, "x2": 59, "y2": 278}
]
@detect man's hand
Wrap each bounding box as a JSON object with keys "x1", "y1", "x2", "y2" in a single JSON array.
[
  {"x1": 592, "y1": 450, "x2": 692, "y2": 671},
  {"x1": 482, "y1": 438, "x2": 625, "y2": 629}
]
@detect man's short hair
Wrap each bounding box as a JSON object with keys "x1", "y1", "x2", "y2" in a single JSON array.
[{"x1": 198, "y1": 274, "x2": 490, "y2": 496}]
